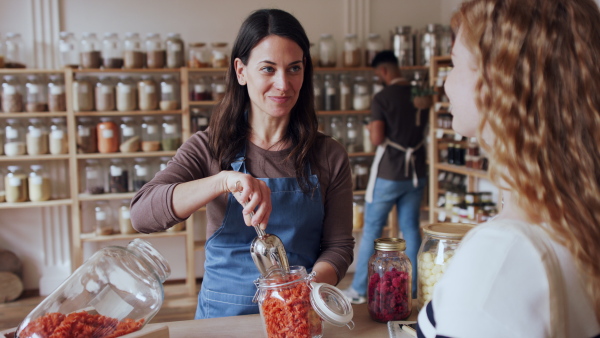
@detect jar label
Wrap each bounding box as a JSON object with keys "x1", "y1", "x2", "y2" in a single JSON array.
[
  {"x1": 28, "y1": 85, "x2": 40, "y2": 94},
  {"x1": 101, "y1": 86, "x2": 113, "y2": 94},
  {"x1": 213, "y1": 51, "x2": 225, "y2": 60},
  {"x1": 136, "y1": 167, "x2": 148, "y2": 176},
  {"x1": 162, "y1": 84, "x2": 173, "y2": 94},
  {"x1": 194, "y1": 84, "x2": 206, "y2": 93},
  {"x1": 102, "y1": 129, "x2": 114, "y2": 138},
  {"x1": 145, "y1": 85, "x2": 156, "y2": 93},
  {"x1": 51, "y1": 130, "x2": 64, "y2": 139},
  {"x1": 110, "y1": 166, "x2": 123, "y2": 176},
  {"x1": 171, "y1": 44, "x2": 182, "y2": 51},
  {"x1": 31, "y1": 176, "x2": 43, "y2": 185},
  {"x1": 164, "y1": 124, "x2": 175, "y2": 134},
  {"x1": 50, "y1": 85, "x2": 64, "y2": 95},
  {"x1": 29, "y1": 128, "x2": 42, "y2": 138},
  {"x1": 119, "y1": 85, "x2": 132, "y2": 93},
  {"x1": 86, "y1": 170, "x2": 98, "y2": 179},
  {"x1": 326, "y1": 87, "x2": 336, "y2": 96},
  {"x1": 357, "y1": 86, "x2": 368, "y2": 95},
  {"x1": 147, "y1": 125, "x2": 157, "y2": 134},
  {"x1": 356, "y1": 166, "x2": 368, "y2": 175},
  {"x1": 8, "y1": 177, "x2": 22, "y2": 187},
  {"x1": 198, "y1": 117, "x2": 208, "y2": 126},
  {"x1": 348, "y1": 130, "x2": 357, "y2": 138},
  {"x1": 6, "y1": 127, "x2": 18, "y2": 139},
  {"x1": 215, "y1": 84, "x2": 226, "y2": 93},
  {"x1": 121, "y1": 210, "x2": 131, "y2": 219},
  {"x1": 95, "y1": 211, "x2": 107, "y2": 221},
  {"x1": 123, "y1": 127, "x2": 134, "y2": 137},
  {"x1": 79, "y1": 127, "x2": 90, "y2": 137},
  {"x1": 3, "y1": 86, "x2": 16, "y2": 95}
]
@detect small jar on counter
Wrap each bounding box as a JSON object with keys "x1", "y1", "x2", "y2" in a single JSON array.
[
  {"x1": 84, "y1": 159, "x2": 104, "y2": 194},
  {"x1": 353, "y1": 76, "x2": 370, "y2": 110},
  {"x1": 145, "y1": 33, "x2": 166, "y2": 69},
  {"x1": 101, "y1": 32, "x2": 123, "y2": 69},
  {"x1": 141, "y1": 116, "x2": 161, "y2": 152},
  {"x1": 118, "y1": 200, "x2": 136, "y2": 234},
  {"x1": 28, "y1": 165, "x2": 51, "y2": 202},
  {"x1": 5, "y1": 165, "x2": 28, "y2": 203},
  {"x1": 123, "y1": 32, "x2": 145, "y2": 69},
  {"x1": 318, "y1": 34, "x2": 337, "y2": 67},
  {"x1": 161, "y1": 116, "x2": 181, "y2": 151},
  {"x1": 4, "y1": 119, "x2": 26, "y2": 156},
  {"x1": 138, "y1": 76, "x2": 158, "y2": 110},
  {"x1": 188, "y1": 42, "x2": 210, "y2": 68},
  {"x1": 211, "y1": 42, "x2": 229, "y2": 68},
  {"x1": 49, "y1": 118, "x2": 68, "y2": 155},
  {"x1": 79, "y1": 32, "x2": 102, "y2": 69},
  {"x1": 109, "y1": 158, "x2": 129, "y2": 193},
  {"x1": 26, "y1": 118, "x2": 49, "y2": 155},
  {"x1": 165, "y1": 33, "x2": 184, "y2": 68},
  {"x1": 190, "y1": 76, "x2": 212, "y2": 101},
  {"x1": 95, "y1": 76, "x2": 116, "y2": 111},
  {"x1": 25, "y1": 75, "x2": 48, "y2": 112},
  {"x1": 343, "y1": 33, "x2": 361, "y2": 67},
  {"x1": 119, "y1": 117, "x2": 140, "y2": 153},
  {"x1": 339, "y1": 74, "x2": 352, "y2": 111},
  {"x1": 94, "y1": 200, "x2": 113, "y2": 235},
  {"x1": 323, "y1": 74, "x2": 337, "y2": 111},
  {"x1": 48, "y1": 75, "x2": 66, "y2": 112},
  {"x1": 366, "y1": 33, "x2": 384, "y2": 67},
  {"x1": 159, "y1": 75, "x2": 180, "y2": 111},
  {"x1": 76, "y1": 117, "x2": 97, "y2": 153},
  {"x1": 97, "y1": 117, "x2": 119, "y2": 153},
  {"x1": 132, "y1": 158, "x2": 150, "y2": 191},
  {"x1": 116, "y1": 76, "x2": 137, "y2": 111},
  {"x1": 211, "y1": 76, "x2": 226, "y2": 101},
  {"x1": 72, "y1": 77, "x2": 94, "y2": 112},
  {"x1": 2, "y1": 75, "x2": 23, "y2": 113}
]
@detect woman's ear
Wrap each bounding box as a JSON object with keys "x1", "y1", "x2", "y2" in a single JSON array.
[{"x1": 234, "y1": 58, "x2": 246, "y2": 86}]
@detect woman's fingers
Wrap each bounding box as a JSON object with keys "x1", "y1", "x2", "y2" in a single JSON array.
[{"x1": 224, "y1": 172, "x2": 271, "y2": 228}]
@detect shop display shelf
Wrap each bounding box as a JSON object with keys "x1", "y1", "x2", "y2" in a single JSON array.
[
  {"x1": 187, "y1": 67, "x2": 228, "y2": 73},
  {"x1": 435, "y1": 163, "x2": 489, "y2": 180},
  {"x1": 317, "y1": 110, "x2": 370, "y2": 116},
  {"x1": 0, "y1": 198, "x2": 72, "y2": 209},
  {"x1": 353, "y1": 190, "x2": 366, "y2": 196},
  {"x1": 0, "y1": 154, "x2": 70, "y2": 162},
  {"x1": 0, "y1": 69, "x2": 66, "y2": 74},
  {"x1": 78, "y1": 192, "x2": 136, "y2": 201},
  {"x1": 80, "y1": 230, "x2": 187, "y2": 242},
  {"x1": 72, "y1": 68, "x2": 181, "y2": 74},
  {"x1": 0, "y1": 112, "x2": 68, "y2": 118},
  {"x1": 189, "y1": 101, "x2": 219, "y2": 106},
  {"x1": 74, "y1": 110, "x2": 182, "y2": 117},
  {"x1": 76, "y1": 151, "x2": 177, "y2": 159}
]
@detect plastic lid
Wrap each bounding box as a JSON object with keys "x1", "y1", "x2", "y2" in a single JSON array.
[
  {"x1": 423, "y1": 223, "x2": 475, "y2": 239},
  {"x1": 374, "y1": 238, "x2": 406, "y2": 251},
  {"x1": 310, "y1": 282, "x2": 354, "y2": 328}
]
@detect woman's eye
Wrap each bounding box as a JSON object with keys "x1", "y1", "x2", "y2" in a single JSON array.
[
  {"x1": 261, "y1": 66, "x2": 275, "y2": 73},
  {"x1": 290, "y1": 65, "x2": 302, "y2": 73}
]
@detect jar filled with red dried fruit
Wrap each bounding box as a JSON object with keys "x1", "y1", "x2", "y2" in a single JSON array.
[
  {"x1": 367, "y1": 238, "x2": 412, "y2": 322},
  {"x1": 15, "y1": 238, "x2": 171, "y2": 338}
]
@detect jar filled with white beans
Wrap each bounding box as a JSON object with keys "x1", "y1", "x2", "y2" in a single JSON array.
[{"x1": 417, "y1": 223, "x2": 474, "y2": 310}]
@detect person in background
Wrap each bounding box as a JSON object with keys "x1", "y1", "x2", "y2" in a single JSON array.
[
  {"x1": 343, "y1": 51, "x2": 428, "y2": 303},
  {"x1": 417, "y1": 0, "x2": 600, "y2": 336},
  {"x1": 130, "y1": 9, "x2": 354, "y2": 319}
]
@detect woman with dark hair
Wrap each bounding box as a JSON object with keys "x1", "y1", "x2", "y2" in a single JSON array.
[{"x1": 130, "y1": 9, "x2": 354, "y2": 319}]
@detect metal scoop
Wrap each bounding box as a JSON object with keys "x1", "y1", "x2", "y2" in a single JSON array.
[{"x1": 235, "y1": 181, "x2": 290, "y2": 276}]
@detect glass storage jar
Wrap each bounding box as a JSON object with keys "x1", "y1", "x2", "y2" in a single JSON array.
[
  {"x1": 15, "y1": 239, "x2": 170, "y2": 338},
  {"x1": 132, "y1": 158, "x2": 150, "y2": 191},
  {"x1": 159, "y1": 75, "x2": 180, "y2": 111},
  {"x1": 77, "y1": 117, "x2": 97, "y2": 153},
  {"x1": 362, "y1": 117, "x2": 374, "y2": 153},
  {"x1": 141, "y1": 116, "x2": 161, "y2": 152},
  {"x1": 309, "y1": 42, "x2": 319, "y2": 66},
  {"x1": 352, "y1": 195, "x2": 365, "y2": 230},
  {"x1": 354, "y1": 160, "x2": 370, "y2": 191},
  {"x1": 138, "y1": 76, "x2": 158, "y2": 110},
  {"x1": 417, "y1": 223, "x2": 474, "y2": 310},
  {"x1": 353, "y1": 76, "x2": 370, "y2": 110},
  {"x1": 211, "y1": 75, "x2": 226, "y2": 101},
  {"x1": 367, "y1": 238, "x2": 412, "y2": 322},
  {"x1": 119, "y1": 200, "x2": 136, "y2": 235},
  {"x1": 85, "y1": 159, "x2": 104, "y2": 194},
  {"x1": 345, "y1": 116, "x2": 360, "y2": 153},
  {"x1": 323, "y1": 74, "x2": 337, "y2": 111},
  {"x1": 190, "y1": 76, "x2": 212, "y2": 101},
  {"x1": 48, "y1": 75, "x2": 66, "y2": 112},
  {"x1": 4, "y1": 119, "x2": 26, "y2": 156},
  {"x1": 119, "y1": 117, "x2": 140, "y2": 153},
  {"x1": 79, "y1": 32, "x2": 102, "y2": 69},
  {"x1": 318, "y1": 34, "x2": 337, "y2": 67},
  {"x1": 372, "y1": 76, "x2": 384, "y2": 97},
  {"x1": 188, "y1": 42, "x2": 210, "y2": 68},
  {"x1": 49, "y1": 118, "x2": 68, "y2": 155},
  {"x1": 159, "y1": 157, "x2": 170, "y2": 171},
  {"x1": 420, "y1": 24, "x2": 439, "y2": 66},
  {"x1": 343, "y1": 34, "x2": 361, "y2": 67},
  {"x1": 339, "y1": 74, "x2": 352, "y2": 111},
  {"x1": 0, "y1": 166, "x2": 4, "y2": 202},
  {"x1": 123, "y1": 32, "x2": 145, "y2": 69},
  {"x1": 5, "y1": 32, "x2": 26, "y2": 68},
  {"x1": 145, "y1": 33, "x2": 166, "y2": 69},
  {"x1": 28, "y1": 164, "x2": 51, "y2": 202},
  {"x1": 97, "y1": 117, "x2": 119, "y2": 153},
  {"x1": 165, "y1": 33, "x2": 184, "y2": 68},
  {"x1": 5, "y1": 165, "x2": 28, "y2": 203},
  {"x1": 72, "y1": 77, "x2": 94, "y2": 111},
  {"x1": 116, "y1": 76, "x2": 137, "y2": 111},
  {"x1": 2, "y1": 75, "x2": 23, "y2": 112},
  {"x1": 161, "y1": 116, "x2": 181, "y2": 151},
  {"x1": 25, "y1": 75, "x2": 48, "y2": 112},
  {"x1": 109, "y1": 158, "x2": 129, "y2": 193},
  {"x1": 26, "y1": 118, "x2": 49, "y2": 155},
  {"x1": 329, "y1": 116, "x2": 345, "y2": 145},
  {"x1": 102, "y1": 32, "x2": 123, "y2": 69},
  {"x1": 392, "y1": 26, "x2": 413, "y2": 67},
  {"x1": 190, "y1": 108, "x2": 210, "y2": 133},
  {"x1": 58, "y1": 31, "x2": 79, "y2": 68},
  {"x1": 94, "y1": 200, "x2": 113, "y2": 235},
  {"x1": 211, "y1": 42, "x2": 229, "y2": 68},
  {"x1": 313, "y1": 74, "x2": 323, "y2": 111},
  {"x1": 95, "y1": 76, "x2": 116, "y2": 111},
  {"x1": 365, "y1": 33, "x2": 384, "y2": 67}
]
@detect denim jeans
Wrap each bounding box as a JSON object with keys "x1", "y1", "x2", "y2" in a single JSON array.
[{"x1": 351, "y1": 177, "x2": 426, "y2": 298}]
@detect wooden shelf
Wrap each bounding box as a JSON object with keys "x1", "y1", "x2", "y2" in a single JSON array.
[
  {"x1": 435, "y1": 128, "x2": 456, "y2": 135},
  {"x1": 76, "y1": 151, "x2": 176, "y2": 159},
  {"x1": 0, "y1": 154, "x2": 70, "y2": 162},
  {"x1": 74, "y1": 110, "x2": 182, "y2": 117},
  {"x1": 435, "y1": 102, "x2": 451, "y2": 111},
  {"x1": 435, "y1": 163, "x2": 489, "y2": 180},
  {"x1": 353, "y1": 190, "x2": 366, "y2": 196},
  {"x1": 189, "y1": 101, "x2": 218, "y2": 106},
  {"x1": 78, "y1": 192, "x2": 136, "y2": 201},
  {"x1": 73, "y1": 68, "x2": 181, "y2": 74},
  {"x1": 0, "y1": 112, "x2": 68, "y2": 118},
  {"x1": 80, "y1": 231, "x2": 187, "y2": 242},
  {"x1": 187, "y1": 67, "x2": 228, "y2": 73},
  {"x1": 317, "y1": 110, "x2": 370, "y2": 116},
  {"x1": 0, "y1": 198, "x2": 72, "y2": 209},
  {"x1": 0, "y1": 69, "x2": 66, "y2": 74},
  {"x1": 348, "y1": 152, "x2": 375, "y2": 158}
]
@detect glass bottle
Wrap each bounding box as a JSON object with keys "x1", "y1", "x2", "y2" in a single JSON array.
[
  {"x1": 28, "y1": 165, "x2": 51, "y2": 202},
  {"x1": 5, "y1": 32, "x2": 25, "y2": 68},
  {"x1": 25, "y1": 75, "x2": 48, "y2": 112},
  {"x1": 119, "y1": 200, "x2": 136, "y2": 235},
  {"x1": 211, "y1": 42, "x2": 229, "y2": 68},
  {"x1": 26, "y1": 118, "x2": 49, "y2": 155},
  {"x1": 188, "y1": 42, "x2": 210, "y2": 68},
  {"x1": 72, "y1": 77, "x2": 94, "y2": 112},
  {"x1": 85, "y1": 159, "x2": 104, "y2": 194},
  {"x1": 365, "y1": 33, "x2": 384, "y2": 67},
  {"x1": 165, "y1": 33, "x2": 184, "y2": 68},
  {"x1": 329, "y1": 116, "x2": 345, "y2": 145},
  {"x1": 95, "y1": 76, "x2": 116, "y2": 112},
  {"x1": 145, "y1": 33, "x2": 166, "y2": 69},
  {"x1": 109, "y1": 158, "x2": 129, "y2": 193},
  {"x1": 190, "y1": 76, "x2": 212, "y2": 101},
  {"x1": 141, "y1": 116, "x2": 161, "y2": 152},
  {"x1": 58, "y1": 31, "x2": 79, "y2": 68},
  {"x1": 5, "y1": 165, "x2": 28, "y2": 203},
  {"x1": 2, "y1": 75, "x2": 23, "y2": 112},
  {"x1": 368, "y1": 238, "x2": 412, "y2": 322},
  {"x1": 313, "y1": 74, "x2": 323, "y2": 111},
  {"x1": 79, "y1": 32, "x2": 102, "y2": 69},
  {"x1": 211, "y1": 75, "x2": 226, "y2": 101},
  {"x1": 190, "y1": 108, "x2": 210, "y2": 133},
  {"x1": 323, "y1": 74, "x2": 337, "y2": 111},
  {"x1": 345, "y1": 116, "x2": 360, "y2": 153},
  {"x1": 353, "y1": 76, "x2": 370, "y2": 110},
  {"x1": 102, "y1": 32, "x2": 123, "y2": 69},
  {"x1": 15, "y1": 239, "x2": 170, "y2": 338},
  {"x1": 132, "y1": 158, "x2": 150, "y2": 191},
  {"x1": 77, "y1": 117, "x2": 97, "y2": 154},
  {"x1": 343, "y1": 33, "x2": 361, "y2": 67},
  {"x1": 392, "y1": 26, "x2": 413, "y2": 67},
  {"x1": 119, "y1": 117, "x2": 140, "y2": 153},
  {"x1": 116, "y1": 76, "x2": 137, "y2": 111},
  {"x1": 161, "y1": 116, "x2": 181, "y2": 151},
  {"x1": 97, "y1": 117, "x2": 119, "y2": 153},
  {"x1": 49, "y1": 118, "x2": 68, "y2": 155},
  {"x1": 339, "y1": 74, "x2": 352, "y2": 111},
  {"x1": 318, "y1": 34, "x2": 337, "y2": 67},
  {"x1": 417, "y1": 223, "x2": 474, "y2": 310},
  {"x1": 159, "y1": 75, "x2": 180, "y2": 111},
  {"x1": 4, "y1": 119, "x2": 26, "y2": 156},
  {"x1": 123, "y1": 32, "x2": 145, "y2": 69},
  {"x1": 138, "y1": 76, "x2": 158, "y2": 111},
  {"x1": 94, "y1": 200, "x2": 113, "y2": 235},
  {"x1": 48, "y1": 75, "x2": 66, "y2": 112}
]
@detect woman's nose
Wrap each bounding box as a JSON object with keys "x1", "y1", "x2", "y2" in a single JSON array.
[{"x1": 273, "y1": 71, "x2": 289, "y2": 92}]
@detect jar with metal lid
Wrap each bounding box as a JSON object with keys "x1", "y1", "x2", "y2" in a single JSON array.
[
  {"x1": 188, "y1": 42, "x2": 210, "y2": 68},
  {"x1": 138, "y1": 76, "x2": 158, "y2": 110},
  {"x1": 211, "y1": 75, "x2": 226, "y2": 101},
  {"x1": 49, "y1": 118, "x2": 68, "y2": 155},
  {"x1": 95, "y1": 76, "x2": 116, "y2": 111},
  {"x1": 318, "y1": 34, "x2": 336, "y2": 67},
  {"x1": 346, "y1": 116, "x2": 360, "y2": 153},
  {"x1": 109, "y1": 158, "x2": 129, "y2": 193},
  {"x1": 329, "y1": 116, "x2": 345, "y2": 145},
  {"x1": 211, "y1": 42, "x2": 229, "y2": 68},
  {"x1": 367, "y1": 238, "x2": 412, "y2": 322},
  {"x1": 365, "y1": 33, "x2": 384, "y2": 67},
  {"x1": 391, "y1": 26, "x2": 413, "y2": 67},
  {"x1": 116, "y1": 76, "x2": 137, "y2": 111},
  {"x1": 77, "y1": 117, "x2": 97, "y2": 153},
  {"x1": 85, "y1": 159, "x2": 104, "y2": 194},
  {"x1": 94, "y1": 200, "x2": 113, "y2": 235},
  {"x1": 161, "y1": 116, "x2": 181, "y2": 151},
  {"x1": 79, "y1": 32, "x2": 101, "y2": 69},
  {"x1": 48, "y1": 75, "x2": 66, "y2": 112},
  {"x1": 141, "y1": 116, "x2": 161, "y2": 152},
  {"x1": 323, "y1": 74, "x2": 337, "y2": 111},
  {"x1": 339, "y1": 74, "x2": 352, "y2": 111},
  {"x1": 25, "y1": 75, "x2": 48, "y2": 112},
  {"x1": 97, "y1": 117, "x2": 119, "y2": 153},
  {"x1": 190, "y1": 76, "x2": 212, "y2": 101},
  {"x1": 343, "y1": 33, "x2": 361, "y2": 67},
  {"x1": 5, "y1": 165, "x2": 28, "y2": 203},
  {"x1": 417, "y1": 223, "x2": 474, "y2": 310},
  {"x1": 28, "y1": 165, "x2": 51, "y2": 202},
  {"x1": 123, "y1": 32, "x2": 145, "y2": 69},
  {"x1": 72, "y1": 77, "x2": 94, "y2": 111},
  {"x1": 102, "y1": 32, "x2": 123, "y2": 69},
  {"x1": 4, "y1": 119, "x2": 26, "y2": 156},
  {"x1": 119, "y1": 117, "x2": 140, "y2": 153},
  {"x1": 254, "y1": 266, "x2": 354, "y2": 338},
  {"x1": 145, "y1": 33, "x2": 166, "y2": 69},
  {"x1": 26, "y1": 118, "x2": 49, "y2": 155},
  {"x1": 132, "y1": 158, "x2": 150, "y2": 191},
  {"x1": 59, "y1": 32, "x2": 79, "y2": 68},
  {"x1": 118, "y1": 200, "x2": 136, "y2": 234},
  {"x1": 165, "y1": 33, "x2": 184, "y2": 68},
  {"x1": 190, "y1": 107, "x2": 210, "y2": 133},
  {"x1": 5, "y1": 32, "x2": 25, "y2": 68},
  {"x1": 2, "y1": 75, "x2": 23, "y2": 112},
  {"x1": 353, "y1": 76, "x2": 370, "y2": 110},
  {"x1": 313, "y1": 74, "x2": 323, "y2": 111},
  {"x1": 159, "y1": 75, "x2": 180, "y2": 111}
]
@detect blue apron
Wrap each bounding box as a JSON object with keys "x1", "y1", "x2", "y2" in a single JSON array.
[{"x1": 195, "y1": 145, "x2": 325, "y2": 319}]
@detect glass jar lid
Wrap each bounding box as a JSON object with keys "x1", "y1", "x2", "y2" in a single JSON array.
[
  {"x1": 309, "y1": 282, "x2": 354, "y2": 328},
  {"x1": 423, "y1": 223, "x2": 474, "y2": 239},
  {"x1": 374, "y1": 238, "x2": 406, "y2": 251}
]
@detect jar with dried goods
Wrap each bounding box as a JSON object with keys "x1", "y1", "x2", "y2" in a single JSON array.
[
  {"x1": 161, "y1": 116, "x2": 181, "y2": 151},
  {"x1": 0, "y1": 127, "x2": 4, "y2": 156},
  {"x1": 324, "y1": 74, "x2": 337, "y2": 111},
  {"x1": 211, "y1": 76, "x2": 226, "y2": 101},
  {"x1": 313, "y1": 74, "x2": 323, "y2": 111},
  {"x1": 211, "y1": 42, "x2": 229, "y2": 68},
  {"x1": 346, "y1": 116, "x2": 360, "y2": 153},
  {"x1": 365, "y1": 33, "x2": 384, "y2": 67},
  {"x1": 132, "y1": 158, "x2": 150, "y2": 191},
  {"x1": 77, "y1": 117, "x2": 97, "y2": 153},
  {"x1": 141, "y1": 116, "x2": 161, "y2": 152},
  {"x1": 353, "y1": 76, "x2": 370, "y2": 110},
  {"x1": 0, "y1": 168, "x2": 5, "y2": 202},
  {"x1": 188, "y1": 42, "x2": 210, "y2": 68},
  {"x1": 102, "y1": 32, "x2": 123, "y2": 69},
  {"x1": 2, "y1": 75, "x2": 23, "y2": 112},
  {"x1": 5, "y1": 33, "x2": 26, "y2": 68},
  {"x1": 95, "y1": 76, "x2": 116, "y2": 111},
  {"x1": 94, "y1": 200, "x2": 113, "y2": 235},
  {"x1": 145, "y1": 33, "x2": 166, "y2": 69},
  {"x1": 352, "y1": 195, "x2": 365, "y2": 230},
  {"x1": 339, "y1": 74, "x2": 352, "y2": 111},
  {"x1": 165, "y1": 33, "x2": 184, "y2": 68},
  {"x1": 354, "y1": 161, "x2": 369, "y2": 191},
  {"x1": 72, "y1": 77, "x2": 94, "y2": 111},
  {"x1": 28, "y1": 165, "x2": 51, "y2": 202},
  {"x1": 190, "y1": 108, "x2": 210, "y2": 133},
  {"x1": 116, "y1": 76, "x2": 137, "y2": 111},
  {"x1": 124, "y1": 32, "x2": 145, "y2": 69},
  {"x1": 4, "y1": 119, "x2": 26, "y2": 156},
  {"x1": 79, "y1": 32, "x2": 102, "y2": 69},
  {"x1": 119, "y1": 117, "x2": 140, "y2": 153},
  {"x1": 138, "y1": 76, "x2": 158, "y2": 111},
  {"x1": 159, "y1": 75, "x2": 180, "y2": 111},
  {"x1": 119, "y1": 200, "x2": 136, "y2": 234},
  {"x1": 48, "y1": 75, "x2": 66, "y2": 112},
  {"x1": 343, "y1": 34, "x2": 361, "y2": 67},
  {"x1": 59, "y1": 31, "x2": 79, "y2": 68},
  {"x1": 25, "y1": 75, "x2": 48, "y2": 112},
  {"x1": 109, "y1": 158, "x2": 129, "y2": 193},
  {"x1": 97, "y1": 117, "x2": 119, "y2": 153},
  {"x1": 190, "y1": 76, "x2": 211, "y2": 101},
  {"x1": 329, "y1": 116, "x2": 345, "y2": 145},
  {"x1": 318, "y1": 34, "x2": 337, "y2": 67},
  {"x1": 159, "y1": 157, "x2": 170, "y2": 171},
  {"x1": 49, "y1": 118, "x2": 68, "y2": 155},
  {"x1": 5, "y1": 165, "x2": 28, "y2": 203},
  {"x1": 85, "y1": 159, "x2": 105, "y2": 194},
  {"x1": 26, "y1": 118, "x2": 49, "y2": 155}
]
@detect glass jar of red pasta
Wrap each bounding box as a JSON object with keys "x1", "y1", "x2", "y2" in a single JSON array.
[
  {"x1": 367, "y1": 238, "x2": 412, "y2": 322},
  {"x1": 254, "y1": 266, "x2": 354, "y2": 338},
  {"x1": 14, "y1": 239, "x2": 170, "y2": 338}
]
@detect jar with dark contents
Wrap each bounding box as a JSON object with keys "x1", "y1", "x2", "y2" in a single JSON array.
[
  {"x1": 211, "y1": 75, "x2": 226, "y2": 101},
  {"x1": 339, "y1": 74, "x2": 352, "y2": 111},
  {"x1": 101, "y1": 32, "x2": 123, "y2": 69},
  {"x1": 123, "y1": 32, "x2": 145, "y2": 69},
  {"x1": 2, "y1": 75, "x2": 23, "y2": 113},
  {"x1": 48, "y1": 75, "x2": 66, "y2": 112},
  {"x1": 190, "y1": 108, "x2": 210, "y2": 133},
  {"x1": 165, "y1": 33, "x2": 184, "y2": 68},
  {"x1": 109, "y1": 158, "x2": 129, "y2": 193},
  {"x1": 190, "y1": 76, "x2": 212, "y2": 101},
  {"x1": 313, "y1": 74, "x2": 323, "y2": 111},
  {"x1": 25, "y1": 75, "x2": 48, "y2": 112},
  {"x1": 76, "y1": 117, "x2": 97, "y2": 154},
  {"x1": 79, "y1": 32, "x2": 102, "y2": 69},
  {"x1": 188, "y1": 42, "x2": 210, "y2": 68},
  {"x1": 132, "y1": 158, "x2": 150, "y2": 191},
  {"x1": 145, "y1": 33, "x2": 166, "y2": 69},
  {"x1": 84, "y1": 159, "x2": 104, "y2": 194},
  {"x1": 354, "y1": 161, "x2": 370, "y2": 191},
  {"x1": 95, "y1": 76, "x2": 116, "y2": 111}
]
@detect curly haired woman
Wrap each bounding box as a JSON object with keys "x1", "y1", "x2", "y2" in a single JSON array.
[{"x1": 417, "y1": 0, "x2": 600, "y2": 337}]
